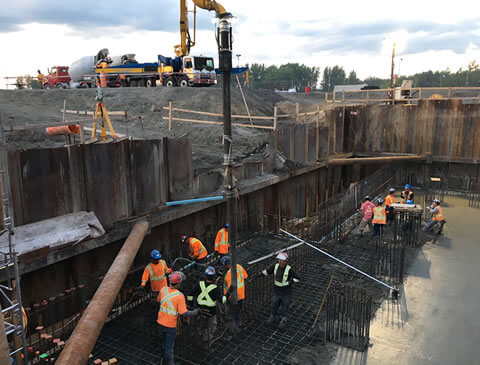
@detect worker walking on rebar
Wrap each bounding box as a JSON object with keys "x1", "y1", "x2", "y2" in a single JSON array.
[
  {"x1": 214, "y1": 223, "x2": 230, "y2": 262},
  {"x1": 423, "y1": 199, "x2": 446, "y2": 233},
  {"x1": 157, "y1": 272, "x2": 199, "y2": 365},
  {"x1": 359, "y1": 196, "x2": 375, "y2": 235},
  {"x1": 401, "y1": 184, "x2": 414, "y2": 203},
  {"x1": 221, "y1": 256, "x2": 248, "y2": 335},
  {"x1": 139, "y1": 250, "x2": 172, "y2": 295},
  {"x1": 372, "y1": 198, "x2": 387, "y2": 237},
  {"x1": 187, "y1": 266, "x2": 222, "y2": 349},
  {"x1": 385, "y1": 188, "x2": 396, "y2": 225},
  {"x1": 262, "y1": 252, "x2": 300, "y2": 329},
  {"x1": 181, "y1": 235, "x2": 208, "y2": 265}
]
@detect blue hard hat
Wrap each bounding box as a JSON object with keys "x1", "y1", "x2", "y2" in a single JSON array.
[
  {"x1": 389, "y1": 188, "x2": 396, "y2": 193},
  {"x1": 433, "y1": 199, "x2": 441, "y2": 205},
  {"x1": 225, "y1": 222, "x2": 230, "y2": 228},
  {"x1": 364, "y1": 196, "x2": 371, "y2": 201},
  {"x1": 151, "y1": 250, "x2": 161, "y2": 260},
  {"x1": 406, "y1": 200, "x2": 414, "y2": 205},
  {"x1": 405, "y1": 184, "x2": 411, "y2": 189},
  {"x1": 377, "y1": 198, "x2": 384, "y2": 204},
  {"x1": 220, "y1": 256, "x2": 231, "y2": 266},
  {"x1": 205, "y1": 266, "x2": 216, "y2": 276}
]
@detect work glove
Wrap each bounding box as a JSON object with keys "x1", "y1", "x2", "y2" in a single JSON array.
[
  {"x1": 293, "y1": 278, "x2": 300, "y2": 283},
  {"x1": 135, "y1": 285, "x2": 145, "y2": 292},
  {"x1": 191, "y1": 309, "x2": 200, "y2": 317},
  {"x1": 222, "y1": 296, "x2": 227, "y2": 304}
]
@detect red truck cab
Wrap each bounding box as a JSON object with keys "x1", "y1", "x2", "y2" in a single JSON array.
[{"x1": 43, "y1": 66, "x2": 71, "y2": 89}]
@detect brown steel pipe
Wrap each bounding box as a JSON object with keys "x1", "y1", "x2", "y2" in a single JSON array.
[
  {"x1": 56, "y1": 220, "x2": 150, "y2": 365},
  {"x1": 327, "y1": 155, "x2": 425, "y2": 166}
]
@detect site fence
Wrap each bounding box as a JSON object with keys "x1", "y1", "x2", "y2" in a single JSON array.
[{"x1": 163, "y1": 101, "x2": 323, "y2": 131}]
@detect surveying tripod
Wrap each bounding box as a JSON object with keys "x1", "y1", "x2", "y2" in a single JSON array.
[{"x1": 92, "y1": 87, "x2": 117, "y2": 141}]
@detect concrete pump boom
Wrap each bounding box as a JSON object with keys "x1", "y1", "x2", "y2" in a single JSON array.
[{"x1": 175, "y1": 0, "x2": 230, "y2": 57}]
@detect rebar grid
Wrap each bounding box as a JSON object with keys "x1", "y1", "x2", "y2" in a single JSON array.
[{"x1": 325, "y1": 281, "x2": 372, "y2": 351}]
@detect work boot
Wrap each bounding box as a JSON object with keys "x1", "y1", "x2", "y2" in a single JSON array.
[
  {"x1": 278, "y1": 317, "x2": 287, "y2": 329},
  {"x1": 266, "y1": 314, "x2": 275, "y2": 324}
]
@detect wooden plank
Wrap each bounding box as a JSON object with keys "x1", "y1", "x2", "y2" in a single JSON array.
[
  {"x1": 62, "y1": 109, "x2": 126, "y2": 117},
  {"x1": 162, "y1": 106, "x2": 274, "y2": 120},
  {"x1": 161, "y1": 116, "x2": 274, "y2": 130}
]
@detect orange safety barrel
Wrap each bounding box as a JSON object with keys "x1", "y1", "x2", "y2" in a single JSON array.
[{"x1": 46, "y1": 125, "x2": 80, "y2": 136}]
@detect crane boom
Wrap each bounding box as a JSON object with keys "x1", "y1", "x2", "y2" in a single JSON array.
[{"x1": 174, "y1": 0, "x2": 230, "y2": 57}]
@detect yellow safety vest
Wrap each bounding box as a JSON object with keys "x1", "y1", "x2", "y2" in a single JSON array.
[
  {"x1": 274, "y1": 263, "x2": 291, "y2": 287},
  {"x1": 159, "y1": 287, "x2": 182, "y2": 316},
  {"x1": 372, "y1": 207, "x2": 386, "y2": 224},
  {"x1": 197, "y1": 281, "x2": 217, "y2": 307}
]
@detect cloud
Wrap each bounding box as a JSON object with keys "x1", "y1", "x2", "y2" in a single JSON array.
[
  {"x1": 286, "y1": 19, "x2": 480, "y2": 55},
  {"x1": 0, "y1": 0, "x2": 216, "y2": 32}
]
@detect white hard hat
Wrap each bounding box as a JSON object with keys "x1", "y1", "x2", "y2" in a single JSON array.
[{"x1": 276, "y1": 252, "x2": 288, "y2": 261}]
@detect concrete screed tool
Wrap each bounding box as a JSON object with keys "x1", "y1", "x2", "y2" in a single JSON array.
[{"x1": 280, "y1": 229, "x2": 400, "y2": 300}]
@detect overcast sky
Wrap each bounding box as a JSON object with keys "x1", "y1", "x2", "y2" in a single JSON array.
[{"x1": 1, "y1": 0, "x2": 479, "y2": 88}]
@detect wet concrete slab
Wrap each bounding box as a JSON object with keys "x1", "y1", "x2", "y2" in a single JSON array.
[{"x1": 331, "y1": 196, "x2": 480, "y2": 365}]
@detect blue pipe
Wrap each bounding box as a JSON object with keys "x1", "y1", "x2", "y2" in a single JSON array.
[{"x1": 165, "y1": 195, "x2": 224, "y2": 206}]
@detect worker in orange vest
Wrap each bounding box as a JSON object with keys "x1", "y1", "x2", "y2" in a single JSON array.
[
  {"x1": 139, "y1": 250, "x2": 172, "y2": 295},
  {"x1": 157, "y1": 272, "x2": 198, "y2": 365},
  {"x1": 214, "y1": 223, "x2": 230, "y2": 262},
  {"x1": 221, "y1": 256, "x2": 248, "y2": 335},
  {"x1": 385, "y1": 188, "x2": 396, "y2": 225},
  {"x1": 372, "y1": 198, "x2": 386, "y2": 237},
  {"x1": 423, "y1": 199, "x2": 446, "y2": 233},
  {"x1": 181, "y1": 235, "x2": 208, "y2": 264},
  {"x1": 37, "y1": 70, "x2": 46, "y2": 88}
]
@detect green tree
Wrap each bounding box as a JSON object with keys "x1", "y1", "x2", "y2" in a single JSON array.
[
  {"x1": 347, "y1": 70, "x2": 361, "y2": 84},
  {"x1": 321, "y1": 65, "x2": 347, "y2": 92}
]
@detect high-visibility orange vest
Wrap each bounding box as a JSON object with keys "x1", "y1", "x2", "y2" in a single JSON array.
[
  {"x1": 215, "y1": 228, "x2": 229, "y2": 254},
  {"x1": 372, "y1": 206, "x2": 386, "y2": 224},
  {"x1": 432, "y1": 206, "x2": 444, "y2": 221},
  {"x1": 157, "y1": 286, "x2": 187, "y2": 328},
  {"x1": 189, "y1": 238, "x2": 207, "y2": 260},
  {"x1": 100, "y1": 72, "x2": 107, "y2": 88},
  {"x1": 224, "y1": 264, "x2": 248, "y2": 301},
  {"x1": 385, "y1": 194, "x2": 395, "y2": 207},
  {"x1": 141, "y1": 260, "x2": 172, "y2": 292}
]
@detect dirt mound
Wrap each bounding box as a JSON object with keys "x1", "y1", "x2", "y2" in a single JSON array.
[{"x1": 0, "y1": 87, "x2": 321, "y2": 169}]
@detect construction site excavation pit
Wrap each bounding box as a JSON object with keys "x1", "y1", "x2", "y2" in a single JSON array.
[{"x1": 86, "y1": 191, "x2": 445, "y2": 365}]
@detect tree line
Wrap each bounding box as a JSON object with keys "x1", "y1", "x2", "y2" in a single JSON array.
[{"x1": 247, "y1": 61, "x2": 480, "y2": 91}]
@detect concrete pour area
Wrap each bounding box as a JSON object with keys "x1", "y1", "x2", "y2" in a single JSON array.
[{"x1": 331, "y1": 195, "x2": 480, "y2": 365}]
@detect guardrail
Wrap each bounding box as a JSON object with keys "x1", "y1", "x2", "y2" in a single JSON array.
[{"x1": 326, "y1": 86, "x2": 480, "y2": 105}]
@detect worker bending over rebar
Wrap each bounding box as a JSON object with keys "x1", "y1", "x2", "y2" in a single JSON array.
[{"x1": 261, "y1": 252, "x2": 300, "y2": 329}]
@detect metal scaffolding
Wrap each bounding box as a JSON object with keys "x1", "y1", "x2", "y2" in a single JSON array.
[{"x1": 0, "y1": 114, "x2": 28, "y2": 362}]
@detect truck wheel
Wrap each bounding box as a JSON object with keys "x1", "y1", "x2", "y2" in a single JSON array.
[
  {"x1": 146, "y1": 78, "x2": 156, "y2": 88},
  {"x1": 55, "y1": 83, "x2": 65, "y2": 89},
  {"x1": 164, "y1": 77, "x2": 176, "y2": 87},
  {"x1": 43, "y1": 83, "x2": 51, "y2": 89},
  {"x1": 179, "y1": 79, "x2": 188, "y2": 88}
]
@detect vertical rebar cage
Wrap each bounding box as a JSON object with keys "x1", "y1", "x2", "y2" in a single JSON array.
[
  {"x1": 392, "y1": 209, "x2": 423, "y2": 247},
  {"x1": 325, "y1": 282, "x2": 372, "y2": 351},
  {"x1": 468, "y1": 180, "x2": 480, "y2": 208},
  {"x1": 370, "y1": 238, "x2": 406, "y2": 285}
]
